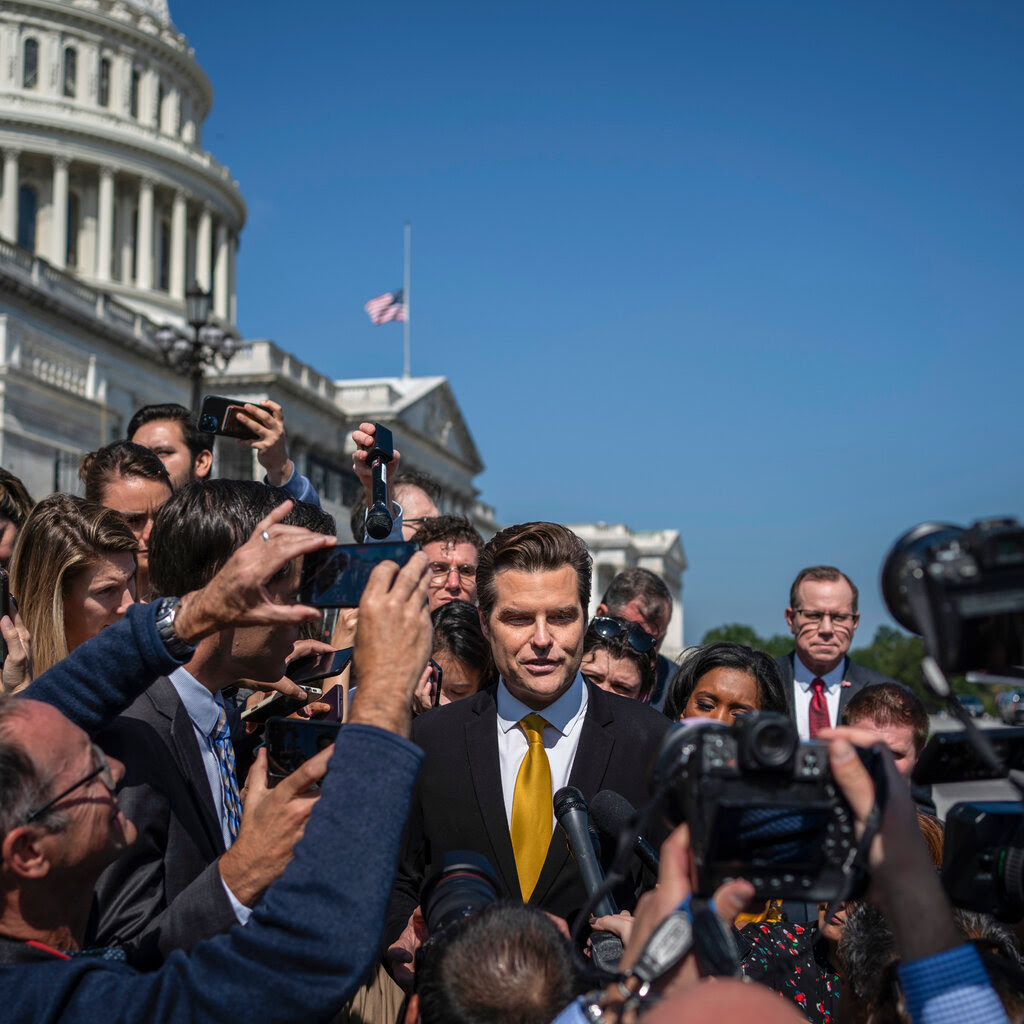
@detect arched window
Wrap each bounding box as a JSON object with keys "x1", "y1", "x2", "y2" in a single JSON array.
[
  {"x1": 17, "y1": 185, "x2": 37, "y2": 252},
  {"x1": 129, "y1": 67, "x2": 140, "y2": 119},
  {"x1": 157, "y1": 79, "x2": 165, "y2": 130},
  {"x1": 22, "y1": 38, "x2": 38, "y2": 89},
  {"x1": 66, "y1": 192, "x2": 80, "y2": 268},
  {"x1": 63, "y1": 46, "x2": 77, "y2": 98},
  {"x1": 98, "y1": 57, "x2": 111, "y2": 107}
]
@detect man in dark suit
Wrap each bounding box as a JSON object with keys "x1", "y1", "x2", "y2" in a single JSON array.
[
  {"x1": 774, "y1": 565, "x2": 894, "y2": 741},
  {"x1": 385, "y1": 522, "x2": 670, "y2": 989},
  {"x1": 90, "y1": 481, "x2": 334, "y2": 964}
]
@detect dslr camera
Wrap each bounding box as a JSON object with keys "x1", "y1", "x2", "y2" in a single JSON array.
[{"x1": 652, "y1": 712, "x2": 885, "y2": 902}]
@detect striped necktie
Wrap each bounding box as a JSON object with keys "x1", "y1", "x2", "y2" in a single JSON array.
[
  {"x1": 510, "y1": 713, "x2": 552, "y2": 900},
  {"x1": 211, "y1": 707, "x2": 242, "y2": 842}
]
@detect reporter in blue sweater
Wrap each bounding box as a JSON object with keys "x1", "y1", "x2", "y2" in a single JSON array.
[{"x1": 0, "y1": 503, "x2": 432, "y2": 1024}]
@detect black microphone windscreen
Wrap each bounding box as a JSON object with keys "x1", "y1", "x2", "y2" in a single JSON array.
[
  {"x1": 365, "y1": 505, "x2": 393, "y2": 540},
  {"x1": 590, "y1": 789, "x2": 638, "y2": 838}
]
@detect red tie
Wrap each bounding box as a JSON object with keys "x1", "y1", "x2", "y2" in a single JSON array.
[{"x1": 809, "y1": 678, "x2": 830, "y2": 738}]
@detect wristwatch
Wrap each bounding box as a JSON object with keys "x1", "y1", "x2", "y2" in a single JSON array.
[{"x1": 154, "y1": 597, "x2": 196, "y2": 660}]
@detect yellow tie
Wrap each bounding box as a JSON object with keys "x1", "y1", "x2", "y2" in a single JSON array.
[{"x1": 510, "y1": 713, "x2": 553, "y2": 901}]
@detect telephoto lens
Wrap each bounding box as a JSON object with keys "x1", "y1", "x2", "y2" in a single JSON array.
[{"x1": 421, "y1": 850, "x2": 500, "y2": 937}]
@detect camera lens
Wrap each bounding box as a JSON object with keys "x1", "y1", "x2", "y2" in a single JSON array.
[
  {"x1": 421, "y1": 851, "x2": 500, "y2": 937},
  {"x1": 199, "y1": 414, "x2": 217, "y2": 432},
  {"x1": 736, "y1": 712, "x2": 798, "y2": 771}
]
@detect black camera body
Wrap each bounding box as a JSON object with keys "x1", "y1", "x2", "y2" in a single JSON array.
[
  {"x1": 882, "y1": 517, "x2": 1024, "y2": 675},
  {"x1": 942, "y1": 800, "x2": 1024, "y2": 922},
  {"x1": 653, "y1": 713, "x2": 884, "y2": 902}
]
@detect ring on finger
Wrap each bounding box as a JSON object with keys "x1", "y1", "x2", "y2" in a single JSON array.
[{"x1": 261, "y1": 530, "x2": 271, "y2": 542}]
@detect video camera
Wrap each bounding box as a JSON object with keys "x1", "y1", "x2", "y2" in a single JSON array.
[
  {"x1": 884, "y1": 515, "x2": 1024, "y2": 922},
  {"x1": 652, "y1": 712, "x2": 886, "y2": 903}
]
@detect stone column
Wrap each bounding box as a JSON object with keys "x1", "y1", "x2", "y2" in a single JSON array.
[
  {"x1": 51, "y1": 156, "x2": 70, "y2": 269},
  {"x1": 213, "y1": 221, "x2": 229, "y2": 318},
  {"x1": 136, "y1": 177, "x2": 154, "y2": 290},
  {"x1": 195, "y1": 204, "x2": 211, "y2": 290},
  {"x1": 96, "y1": 166, "x2": 114, "y2": 282},
  {"x1": 228, "y1": 233, "x2": 238, "y2": 324},
  {"x1": 1, "y1": 149, "x2": 20, "y2": 241},
  {"x1": 170, "y1": 189, "x2": 186, "y2": 299}
]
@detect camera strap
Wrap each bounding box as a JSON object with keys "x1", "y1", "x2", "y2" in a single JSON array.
[{"x1": 831, "y1": 790, "x2": 885, "y2": 916}]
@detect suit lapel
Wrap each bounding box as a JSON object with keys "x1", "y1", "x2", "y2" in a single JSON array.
[
  {"x1": 529, "y1": 683, "x2": 615, "y2": 908},
  {"x1": 465, "y1": 697, "x2": 522, "y2": 899},
  {"x1": 146, "y1": 677, "x2": 225, "y2": 856}
]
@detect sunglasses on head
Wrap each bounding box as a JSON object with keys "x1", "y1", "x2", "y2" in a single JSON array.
[{"x1": 590, "y1": 616, "x2": 657, "y2": 653}]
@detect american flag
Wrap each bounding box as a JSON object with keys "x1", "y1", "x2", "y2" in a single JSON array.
[{"x1": 364, "y1": 289, "x2": 408, "y2": 325}]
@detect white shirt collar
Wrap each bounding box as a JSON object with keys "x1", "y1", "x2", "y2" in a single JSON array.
[
  {"x1": 495, "y1": 671, "x2": 587, "y2": 736},
  {"x1": 169, "y1": 665, "x2": 223, "y2": 736},
  {"x1": 793, "y1": 654, "x2": 847, "y2": 692}
]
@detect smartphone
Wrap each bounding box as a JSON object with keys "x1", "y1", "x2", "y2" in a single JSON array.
[
  {"x1": 429, "y1": 658, "x2": 443, "y2": 708},
  {"x1": 285, "y1": 647, "x2": 353, "y2": 686},
  {"x1": 266, "y1": 717, "x2": 341, "y2": 785},
  {"x1": 0, "y1": 568, "x2": 8, "y2": 665},
  {"x1": 241, "y1": 685, "x2": 323, "y2": 726},
  {"x1": 299, "y1": 541, "x2": 420, "y2": 607},
  {"x1": 198, "y1": 395, "x2": 259, "y2": 440}
]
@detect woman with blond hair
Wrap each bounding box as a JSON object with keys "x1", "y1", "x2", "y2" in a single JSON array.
[{"x1": 8, "y1": 492, "x2": 137, "y2": 678}]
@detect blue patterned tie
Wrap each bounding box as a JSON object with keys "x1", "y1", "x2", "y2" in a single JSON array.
[{"x1": 212, "y1": 708, "x2": 242, "y2": 842}]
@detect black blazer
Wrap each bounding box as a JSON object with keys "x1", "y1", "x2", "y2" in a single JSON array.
[
  {"x1": 774, "y1": 652, "x2": 895, "y2": 728},
  {"x1": 385, "y1": 680, "x2": 671, "y2": 944},
  {"x1": 91, "y1": 676, "x2": 238, "y2": 966}
]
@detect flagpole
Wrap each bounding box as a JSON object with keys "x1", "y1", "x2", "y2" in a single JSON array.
[{"x1": 403, "y1": 221, "x2": 411, "y2": 379}]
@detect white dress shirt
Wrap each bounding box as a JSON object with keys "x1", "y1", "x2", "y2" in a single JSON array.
[
  {"x1": 792, "y1": 656, "x2": 846, "y2": 741},
  {"x1": 495, "y1": 672, "x2": 589, "y2": 833},
  {"x1": 168, "y1": 666, "x2": 251, "y2": 923}
]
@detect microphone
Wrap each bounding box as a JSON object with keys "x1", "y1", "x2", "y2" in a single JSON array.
[
  {"x1": 364, "y1": 423, "x2": 395, "y2": 540},
  {"x1": 590, "y1": 789, "x2": 660, "y2": 875},
  {"x1": 554, "y1": 786, "x2": 617, "y2": 918},
  {"x1": 553, "y1": 786, "x2": 622, "y2": 973}
]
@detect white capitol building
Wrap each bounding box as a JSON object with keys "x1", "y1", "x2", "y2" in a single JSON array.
[{"x1": 0, "y1": 0, "x2": 687, "y2": 654}]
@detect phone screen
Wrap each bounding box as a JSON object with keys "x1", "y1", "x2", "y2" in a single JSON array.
[
  {"x1": 299, "y1": 542, "x2": 420, "y2": 607},
  {"x1": 285, "y1": 647, "x2": 353, "y2": 685},
  {"x1": 266, "y1": 718, "x2": 341, "y2": 784}
]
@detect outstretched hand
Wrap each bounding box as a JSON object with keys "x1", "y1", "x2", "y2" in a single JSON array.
[
  {"x1": 351, "y1": 422, "x2": 401, "y2": 513},
  {"x1": 175, "y1": 501, "x2": 335, "y2": 644}
]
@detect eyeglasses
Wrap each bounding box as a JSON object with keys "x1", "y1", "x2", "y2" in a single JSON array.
[
  {"x1": 590, "y1": 616, "x2": 657, "y2": 653},
  {"x1": 427, "y1": 562, "x2": 477, "y2": 584},
  {"x1": 794, "y1": 609, "x2": 858, "y2": 628},
  {"x1": 25, "y1": 743, "x2": 115, "y2": 824}
]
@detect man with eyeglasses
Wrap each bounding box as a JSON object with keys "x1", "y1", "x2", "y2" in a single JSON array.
[
  {"x1": 0, "y1": 509, "x2": 435, "y2": 1022},
  {"x1": 776, "y1": 565, "x2": 894, "y2": 741},
  {"x1": 412, "y1": 514, "x2": 484, "y2": 611}
]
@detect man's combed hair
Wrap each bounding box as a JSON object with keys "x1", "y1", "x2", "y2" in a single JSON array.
[
  {"x1": 600, "y1": 568, "x2": 672, "y2": 621},
  {"x1": 841, "y1": 682, "x2": 930, "y2": 755},
  {"x1": 414, "y1": 514, "x2": 484, "y2": 553},
  {"x1": 79, "y1": 440, "x2": 172, "y2": 501},
  {"x1": 127, "y1": 402, "x2": 214, "y2": 459},
  {"x1": 416, "y1": 902, "x2": 583, "y2": 1024},
  {"x1": 789, "y1": 565, "x2": 859, "y2": 613},
  {"x1": 149, "y1": 480, "x2": 323, "y2": 598},
  {"x1": 476, "y1": 522, "x2": 592, "y2": 622}
]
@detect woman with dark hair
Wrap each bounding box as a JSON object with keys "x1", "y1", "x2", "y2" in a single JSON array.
[
  {"x1": 0, "y1": 466, "x2": 33, "y2": 569},
  {"x1": 80, "y1": 440, "x2": 172, "y2": 600},
  {"x1": 664, "y1": 641, "x2": 790, "y2": 723},
  {"x1": 428, "y1": 599, "x2": 495, "y2": 706},
  {"x1": 580, "y1": 616, "x2": 657, "y2": 702}
]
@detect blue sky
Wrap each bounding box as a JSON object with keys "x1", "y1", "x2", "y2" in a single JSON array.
[{"x1": 171, "y1": 1, "x2": 1024, "y2": 645}]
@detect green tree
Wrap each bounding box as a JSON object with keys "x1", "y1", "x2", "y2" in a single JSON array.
[
  {"x1": 699, "y1": 624, "x2": 792, "y2": 659},
  {"x1": 849, "y1": 626, "x2": 927, "y2": 702}
]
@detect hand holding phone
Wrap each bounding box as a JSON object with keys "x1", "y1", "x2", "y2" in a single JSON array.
[
  {"x1": 299, "y1": 542, "x2": 420, "y2": 608},
  {"x1": 199, "y1": 395, "x2": 259, "y2": 440}
]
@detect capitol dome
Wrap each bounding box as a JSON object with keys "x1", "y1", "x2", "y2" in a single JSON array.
[{"x1": 0, "y1": 0, "x2": 244, "y2": 328}]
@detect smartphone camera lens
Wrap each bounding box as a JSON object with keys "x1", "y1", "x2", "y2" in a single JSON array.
[{"x1": 199, "y1": 414, "x2": 218, "y2": 432}]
